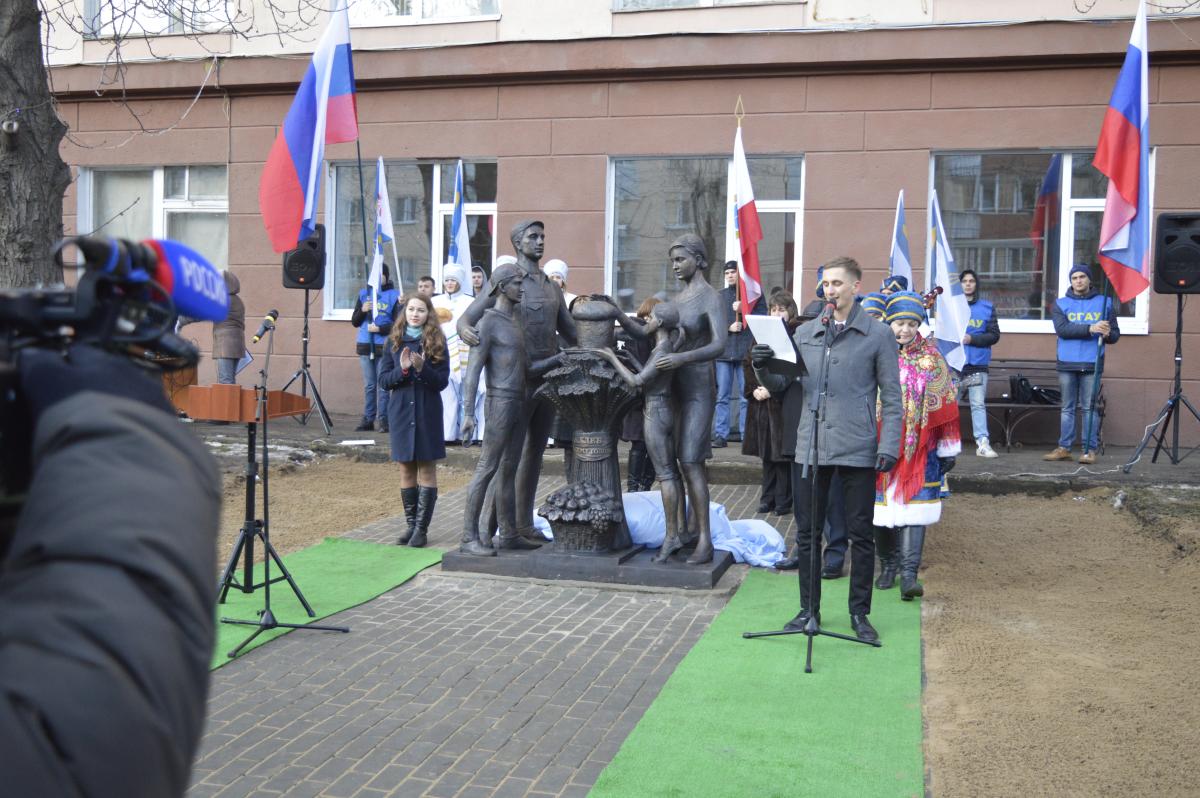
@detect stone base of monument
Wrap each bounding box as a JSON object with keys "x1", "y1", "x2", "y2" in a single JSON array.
[{"x1": 441, "y1": 544, "x2": 734, "y2": 590}]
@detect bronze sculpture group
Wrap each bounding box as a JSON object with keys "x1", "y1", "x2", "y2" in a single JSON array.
[{"x1": 458, "y1": 222, "x2": 727, "y2": 567}]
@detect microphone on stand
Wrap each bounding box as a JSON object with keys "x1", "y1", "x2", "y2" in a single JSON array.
[
  {"x1": 251, "y1": 309, "x2": 279, "y2": 344},
  {"x1": 819, "y1": 301, "x2": 837, "y2": 325}
]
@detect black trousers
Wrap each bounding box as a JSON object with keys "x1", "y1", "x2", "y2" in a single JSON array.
[
  {"x1": 792, "y1": 463, "x2": 876, "y2": 616},
  {"x1": 761, "y1": 459, "x2": 791, "y2": 509}
]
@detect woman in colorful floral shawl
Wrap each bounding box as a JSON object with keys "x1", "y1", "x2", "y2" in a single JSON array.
[{"x1": 874, "y1": 291, "x2": 961, "y2": 600}]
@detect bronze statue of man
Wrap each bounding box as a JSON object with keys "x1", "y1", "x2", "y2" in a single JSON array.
[{"x1": 458, "y1": 221, "x2": 577, "y2": 547}]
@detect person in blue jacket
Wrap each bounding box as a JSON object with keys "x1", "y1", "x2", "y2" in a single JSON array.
[
  {"x1": 379, "y1": 292, "x2": 451, "y2": 547},
  {"x1": 958, "y1": 269, "x2": 1001, "y2": 458},
  {"x1": 1045, "y1": 264, "x2": 1120, "y2": 464},
  {"x1": 351, "y1": 263, "x2": 400, "y2": 432}
]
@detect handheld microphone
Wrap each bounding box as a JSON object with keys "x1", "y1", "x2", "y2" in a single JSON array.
[
  {"x1": 70, "y1": 235, "x2": 229, "y2": 322},
  {"x1": 251, "y1": 309, "x2": 279, "y2": 344},
  {"x1": 820, "y1": 301, "x2": 837, "y2": 325}
]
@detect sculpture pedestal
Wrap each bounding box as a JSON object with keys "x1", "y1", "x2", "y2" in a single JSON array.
[{"x1": 441, "y1": 545, "x2": 734, "y2": 590}]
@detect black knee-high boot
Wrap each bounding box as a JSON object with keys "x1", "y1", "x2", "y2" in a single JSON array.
[
  {"x1": 627, "y1": 445, "x2": 648, "y2": 493},
  {"x1": 409, "y1": 486, "x2": 437, "y2": 548},
  {"x1": 874, "y1": 526, "x2": 898, "y2": 589},
  {"x1": 398, "y1": 486, "x2": 419, "y2": 545},
  {"x1": 899, "y1": 525, "x2": 926, "y2": 600}
]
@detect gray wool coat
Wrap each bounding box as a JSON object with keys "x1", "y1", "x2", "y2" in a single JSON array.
[{"x1": 788, "y1": 303, "x2": 902, "y2": 468}]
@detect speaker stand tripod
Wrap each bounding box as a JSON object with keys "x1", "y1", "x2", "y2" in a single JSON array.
[
  {"x1": 282, "y1": 288, "x2": 333, "y2": 434},
  {"x1": 220, "y1": 326, "x2": 348, "y2": 659},
  {"x1": 1124, "y1": 293, "x2": 1200, "y2": 471}
]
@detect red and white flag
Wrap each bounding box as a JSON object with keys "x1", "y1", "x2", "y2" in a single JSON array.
[{"x1": 730, "y1": 127, "x2": 763, "y2": 313}]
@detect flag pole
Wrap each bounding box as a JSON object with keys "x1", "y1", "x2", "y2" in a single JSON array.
[
  {"x1": 356, "y1": 142, "x2": 376, "y2": 361},
  {"x1": 734, "y1": 95, "x2": 746, "y2": 326},
  {"x1": 1083, "y1": 279, "x2": 1112, "y2": 457}
]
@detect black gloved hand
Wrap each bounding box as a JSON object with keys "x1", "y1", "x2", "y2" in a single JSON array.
[
  {"x1": 750, "y1": 344, "x2": 775, "y2": 367},
  {"x1": 19, "y1": 344, "x2": 174, "y2": 422},
  {"x1": 939, "y1": 456, "x2": 956, "y2": 474},
  {"x1": 875, "y1": 453, "x2": 898, "y2": 473}
]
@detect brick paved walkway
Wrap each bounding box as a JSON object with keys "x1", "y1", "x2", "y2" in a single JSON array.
[{"x1": 187, "y1": 478, "x2": 783, "y2": 798}]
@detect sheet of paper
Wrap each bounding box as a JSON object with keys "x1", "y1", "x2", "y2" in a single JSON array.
[{"x1": 745, "y1": 315, "x2": 797, "y2": 363}]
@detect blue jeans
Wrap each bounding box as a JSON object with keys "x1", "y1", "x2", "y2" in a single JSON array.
[
  {"x1": 215, "y1": 358, "x2": 237, "y2": 385},
  {"x1": 713, "y1": 360, "x2": 745, "y2": 439},
  {"x1": 1058, "y1": 370, "x2": 1099, "y2": 451},
  {"x1": 958, "y1": 373, "x2": 990, "y2": 442},
  {"x1": 359, "y1": 353, "x2": 388, "y2": 421}
]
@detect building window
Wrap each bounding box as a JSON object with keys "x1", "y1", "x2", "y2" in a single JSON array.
[
  {"x1": 83, "y1": 0, "x2": 230, "y2": 38},
  {"x1": 614, "y1": 0, "x2": 795, "y2": 10},
  {"x1": 608, "y1": 155, "x2": 804, "y2": 313},
  {"x1": 325, "y1": 160, "x2": 497, "y2": 318},
  {"x1": 931, "y1": 150, "x2": 1149, "y2": 335},
  {"x1": 349, "y1": 0, "x2": 498, "y2": 24},
  {"x1": 78, "y1": 165, "x2": 229, "y2": 273}
]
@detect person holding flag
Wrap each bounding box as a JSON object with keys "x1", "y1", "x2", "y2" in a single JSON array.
[
  {"x1": 351, "y1": 263, "x2": 399, "y2": 433},
  {"x1": 1045, "y1": 265, "x2": 1120, "y2": 464},
  {"x1": 259, "y1": 6, "x2": 358, "y2": 253}
]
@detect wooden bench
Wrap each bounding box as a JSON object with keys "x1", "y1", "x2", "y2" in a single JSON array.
[{"x1": 958, "y1": 358, "x2": 1106, "y2": 452}]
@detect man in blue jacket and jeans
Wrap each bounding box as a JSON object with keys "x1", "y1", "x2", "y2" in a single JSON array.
[
  {"x1": 1045, "y1": 264, "x2": 1120, "y2": 464},
  {"x1": 958, "y1": 269, "x2": 1001, "y2": 458}
]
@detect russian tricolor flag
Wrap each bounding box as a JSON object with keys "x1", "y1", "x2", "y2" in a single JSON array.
[
  {"x1": 1093, "y1": 0, "x2": 1151, "y2": 302},
  {"x1": 730, "y1": 126, "x2": 763, "y2": 313},
  {"x1": 259, "y1": 7, "x2": 358, "y2": 254}
]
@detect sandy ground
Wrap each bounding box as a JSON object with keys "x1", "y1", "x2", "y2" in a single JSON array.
[
  {"x1": 217, "y1": 457, "x2": 1200, "y2": 796},
  {"x1": 218, "y1": 457, "x2": 472, "y2": 560},
  {"x1": 924, "y1": 487, "x2": 1200, "y2": 797}
]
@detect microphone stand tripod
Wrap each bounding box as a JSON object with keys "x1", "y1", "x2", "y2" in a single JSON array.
[
  {"x1": 282, "y1": 288, "x2": 333, "y2": 434},
  {"x1": 743, "y1": 307, "x2": 881, "y2": 673},
  {"x1": 220, "y1": 324, "x2": 349, "y2": 659}
]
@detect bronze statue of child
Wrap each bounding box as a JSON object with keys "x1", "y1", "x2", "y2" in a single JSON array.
[
  {"x1": 589, "y1": 302, "x2": 692, "y2": 563},
  {"x1": 459, "y1": 263, "x2": 562, "y2": 555}
]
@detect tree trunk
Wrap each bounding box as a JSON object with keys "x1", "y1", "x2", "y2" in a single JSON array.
[{"x1": 0, "y1": 0, "x2": 72, "y2": 288}]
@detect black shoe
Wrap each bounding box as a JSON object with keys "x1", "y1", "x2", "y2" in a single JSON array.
[
  {"x1": 875, "y1": 565, "x2": 898, "y2": 591},
  {"x1": 784, "y1": 609, "x2": 819, "y2": 632},
  {"x1": 774, "y1": 554, "x2": 800, "y2": 571},
  {"x1": 354, "y1": 418, "x2": 374, "y2": 432},
  {"x1": 772, "y1": 505, "x2": 792, "y2": 516},
  {"x1": 850, "y1": 614, "x2": 879, "y2": 644},
  {"x1": 900, "y1": 575, "x2": 924, "y2": 601},
  {"x1": 821, "y1": 562, "x2": 844, "y2": 580},
  {"x1": 409, "y1": 486, "x2": 437, "y2": 548},
  {"x1": 377, "y1": 418, "x2": 389, "y2": 433},
  {"x1": 711, "y1": 436, "x2": 727, "y2": 449},
  {"x1": 398, "y1": 486, "x2": 419, "y2": 545},
  {"x1": 757, "y1": 500, "x2": 773, "y2": 514}
]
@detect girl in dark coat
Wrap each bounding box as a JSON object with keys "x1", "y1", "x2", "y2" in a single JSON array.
[
  {"x1": 742, "y1": 291, "x2": 800, "y2": 515},
  {"x1": 379, "y1": 293, "x2": 450, "y2": 547}
]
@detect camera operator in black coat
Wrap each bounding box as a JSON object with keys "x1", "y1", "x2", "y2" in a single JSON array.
[{"x1": 1, "y1": 344, "x2": 220, "y2": 797}]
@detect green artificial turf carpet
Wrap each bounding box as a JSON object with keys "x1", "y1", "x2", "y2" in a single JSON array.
[
  {"x1": 212, "y1": 537, "x2": 441, "y2": 669},
  {"x1": 590, "y1": 569, "x2": 924, "y2": 798}
]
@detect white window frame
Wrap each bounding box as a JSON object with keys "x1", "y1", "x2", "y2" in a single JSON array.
[
  {"x1": 926, "y1": 150, "x2": 1151, "y2": 336},
  {"x1": 76, "y1": 166, "x2": 228, "y2": 270},
  {"x1": 82, "y1": 0, "x2": 230, "y2": 38},
  {"x1": 350, "y1": 0, "x2": 501, "y2": 28},
  {"x1": 323, "y1": 161, "x2": 498, "y2": 321},
  {"x1": 613, "y1": 0, "x2": 799, "y2": 11},
  {"x1": 604, "y1": 154, "x2": 805, "y2": 303}
]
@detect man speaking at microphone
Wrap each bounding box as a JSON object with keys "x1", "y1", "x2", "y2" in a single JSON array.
[{"x1": 752, "y1": 257, "x2": 902, "y2": 643}]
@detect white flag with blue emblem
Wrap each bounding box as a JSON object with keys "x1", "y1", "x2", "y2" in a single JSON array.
[
  {"x1": 368, "y1": 156, "x2": 394, "y2": 292},
  {"x1": 448, "y1": 159, "x2": 472, "y2": 271},
  {"x1": 930, "y1": 190, "x2": 971, "y2": 371}
]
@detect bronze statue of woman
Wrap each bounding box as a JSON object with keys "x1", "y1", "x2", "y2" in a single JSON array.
[{"x1": 615, "y1": 234, "x2": 727, "y2": 563}]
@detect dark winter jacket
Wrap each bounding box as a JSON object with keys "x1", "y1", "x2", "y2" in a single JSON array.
[
  {"x1": 212, "y1": 270, "x2": 245, "y2": 360},
  {"x1": 1051, "y1": 288, "x2": 1120, "y2": 371},
  {"x1": 352, "y1": 283, "x2": 400, "y2": 356},
  {"x1": 1, "y1": 392, "x2": 220, "y2": 797},
  {"x1": 618, "y1": 319, "x2": 654, "y2": 443},
  {"x1": 962, "y1": 296, "x2": 1000, "y2": 374},
  {"x1": 741, "y1": 319, "x2": 799, "y2": 463},
  {"x1": 379, "y1": 333, "x2": 450, "y2": 462},
  {"x1": 752, "y1": 321, "x2": 806, "y2": 458},
  {"x1": 717, "y1": 284, "x2": 761, "y2": 362}
]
